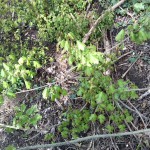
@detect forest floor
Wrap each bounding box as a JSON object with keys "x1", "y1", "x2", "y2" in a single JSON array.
[{"x1": 0, "y1": 9, "x2": 150, "y2": 150}]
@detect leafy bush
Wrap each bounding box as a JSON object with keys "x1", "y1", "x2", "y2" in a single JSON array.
[
  {"x1": 57, "y1": 37, "x2": 138, "y2": 138},
  {"x1": 13, "y1": 104, "x2": 42, "y2": 129}
]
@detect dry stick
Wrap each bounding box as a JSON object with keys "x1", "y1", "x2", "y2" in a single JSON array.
[
  {"x1": 117, "y1": 51, "x2": 133, "y2": 61},
  {"x1": 0, "y1": 123, "x2": 48, "y2": 133},
  {"x1": 16, "y1": 66, "x2": 78, "y2": 94},
  {"x1": 82, "y1": 0, "x2": 127, "y2": 43},
  {"x1": 125, "y1": 87, "x2": 150, "y2": 92},
  {"x1": 118, "y1": 100, "x2": 148, "y2": 120},
  {"x1": 17, "y1": 129, "x2": 150, "y2": 150},
  {"x1": 138, "y1": 89, "x2": 150, "y2": 101},
  {"x1": 115, "y1": 102, "x2": 139, "y2": 141},
  {"x1": 122, "y1": 52, "x2": 142, "y2": 78},
  {"x1": 127, "y1": 100, "x2": 147, "y2": 129},
  {"x1": 16, "y1": 84, "x2": 48, "y2": 94}
]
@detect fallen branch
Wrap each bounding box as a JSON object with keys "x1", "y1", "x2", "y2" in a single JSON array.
[
  {"x1": 82, "y1": 0, "x2": 127, "y2": 43},
  {"x1": 125, "y1": 87, "x2": 150, "y2": 92},
  {"x1": 138, "y1": 89, "x2": 150, "y2": 101},
  {"x1": 17, "y1": 128, "x2": 150, "y2": 150}
]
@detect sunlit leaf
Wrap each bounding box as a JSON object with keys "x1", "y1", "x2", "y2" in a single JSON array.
[
  {"x1": 24, "y1": 81, "x2": 31, "y2": 89},
  {"x1": 42, "y1": 87, "x2": 50, "y2": 99},
  {"x1": 98, "y1": 114, "x2": 106, "y2": 124},
  {"x1": 134, "y1": 3, "x2": 145, "y2": 12},
  {"x1": 77, "y1": 40, "x2": 85, "y2": 51},
  {"x1": 115, "y1": 29, "x2": 125, "y2": 42}
]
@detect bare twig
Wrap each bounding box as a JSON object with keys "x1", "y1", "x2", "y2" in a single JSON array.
[
  {"x1": 109, "y1": 37, "x2": 129, "y2": 54},
  {"x1": 0, "y1": 123, "x2": 48, "y2": 133},
  {"x1": 122, "y1": 52, "x2": 142, "y2": 78},
  {"x1": 127, "y1": 101, "x2": 147, "y2": 128},
  {"x1": 115, "y1": 101, "x2": 139, "y2": 140},
  {"x1": 117, "y1": 51, "x2": 133, "y2": 61},
  {"x1": 17, "y1": 128, "x2": 150, "y2": 150},
  {"x1": 118, "y1": 100, "x2": 148, "y2": 120},
  {"x1": 82, "y1": 0, "x2": 127, "y2": 43},
  {"x1": 125, "y1": 87, "x2": 150, "y2": 92},
  {"x1": 16, "y1": 84, "x2": 49, "y2": 94},
  {"x1": 138, "y1": 89, "x2": 150, "y2": 101}
]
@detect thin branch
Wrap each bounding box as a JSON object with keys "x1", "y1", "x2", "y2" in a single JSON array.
[
  {"x1": 118, "y1": 100, "x2": 148, "y2": 120},
  {"x1": 138, "y1": 89, "x2": 150, "y2": 101},
  {"x1": 16, "y1": 78, "x2": 68, "y2": 94},
  {"x1": 15, "y1": 66, "x2": 78, "y2": 94},
  {"x1": 0, "y1": 123, "x2": 48, "y2": 133},
  {"x1": 82, "y1": 0, "x2": 127, "y2": 43},
  {"x1": 127, "y1": 101, "x2": 147, "y2": 128},
  {"x1": 17, "y1": 129, "x2": 150, "y2": 150},
  {"x1": 16, "y1": 84, "x2": 49, "y2": 94},
  {"x1": 125, "y1": 87, "x2": 150, "y2": 92},
  {"x1": 122, "y1": 52, "x2": 142, "y2": 78}
]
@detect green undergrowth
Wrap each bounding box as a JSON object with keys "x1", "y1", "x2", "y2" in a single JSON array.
[
  {"x1": 57, "y1": 37, "x2": 138, "y2": 139},
  {"x1": 0, "y1": 0, "x2": 150, "y2": 148}
]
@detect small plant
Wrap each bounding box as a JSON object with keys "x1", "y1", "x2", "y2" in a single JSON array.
[
  {"x1": 57, "y1": 37, "x2": 138, "y2": 138},
  {"x1": 13, "y1": 104, "x2": 42, "y2": 129},
  {"x1": 5, "y1": 145, "x2": 16, "y2": 150},
  {"x1": 42, "y1": 86, "x2": 67, "y2": 100},
  {"x1": 58, "y1": 109, "x2": 90, "y2": 139},
  {"x1": 44, "y1": 133, "x2": 55, "y2": 141}
]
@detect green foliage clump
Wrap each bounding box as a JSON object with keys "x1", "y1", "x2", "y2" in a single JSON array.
[
  {"x1": 58, "y1": 109, "x2": 90, "y2": 139},
  {"x1": 42, "y1": 85, "x2": 67, "y2": 100},
  {"x1": 13, "y1": 104, "x2": 42, "y2": 129},
  {"x1": 0, "y1": 0, "x2": 91, "y2": 104},
  {"x1": 58, "y1": 36, "x2": 138, "y2": 138}
]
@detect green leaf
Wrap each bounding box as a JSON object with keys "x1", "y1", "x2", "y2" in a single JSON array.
[
  {"x1": 20, "y1": 104, "x2": 26, "y2": 112},
  {"x1": 7, "y1": 91, "x2": 16, "y2": 98},
  {"x1": 1, "y1": 69, "x2": 6, "y2": 77},
  {"x1": 18, "y1": 57, "x2": 26, "y2": 65},
  {"x1": 115, "y1": 29, "x2": 125, "y2": 42},
  {"x1": 5, "y1": 145, "x2": 16, "y2": 150},
  {"x1": 125, "y1": 115, "x2": 133, "y2": 123},
  {"x1": 106, "y1": 125, "x2": 114, "y2": 133},
  {"x1": 134, "y1": 3, "x2": 145, "y2": 12},
  {"x1": 77, "y1": 40, "x2": 85, "y2": 50},
  {"x1": 98, "y1": 114, "x2": 106, "y2": 124},
  {"x1": 62, "y1": 89, "x2": 67, "y2": 96},
  {"x1": 61, "y1": 131, "x2": 69, "y2": 138},
  {"x1": 3, "y1": 81, "x2": 9, "y2": 89},
  {"x1": 68, "y1": 32, "x2": 75, "y2": 40},
  {"x1": 33, "y1": 61, "x2": 41, "y2": 69},
  {"x1": 108, "y1": 85, "x2": 115, "y2": 94},
  {"x1": 89, "y1": 114, "x2": 97, "y2": 122},
  {"x1": 96, "y1": 92, "x2": 108, "y2": 104},
  {"x1": 85, "y1": 67, "x2": 93, "y2": 76},
  {"x1": 42, "y1": 87, "x2": 50, "y2": 99},
  {"x1": 138, "y1": 29, "x2": 147, "y2": 42},
  {"x1": 130, "y1": 91, "x2": 138, "y2": 99},
  {"x1": 89, "y1": 54, "x2": 99, "y2": 64},
  {"x1": 44, "y1": 133, "x2": 54, "y2": 141},
  {"x1": 106, "y1": 104, "x2": 115, "y2": 111},
  {"x1": 68, "y1": 56, "x2": 73, "y2": 65},
  {"x1": 64, "y1": 40, "x2": 70, "y2": 51},
  {"x1": 26, "y1": 108, "x2": 34, "y2": 115},
  {"x1": 24, "y1": 81, "x2": 31, "y2": 89},
  {"x1": 0, "y1": 95, "x2": 4, "y2": 105},
  {"x1": 118, "y1": 124, "x2": 126, "y2": 131}
]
